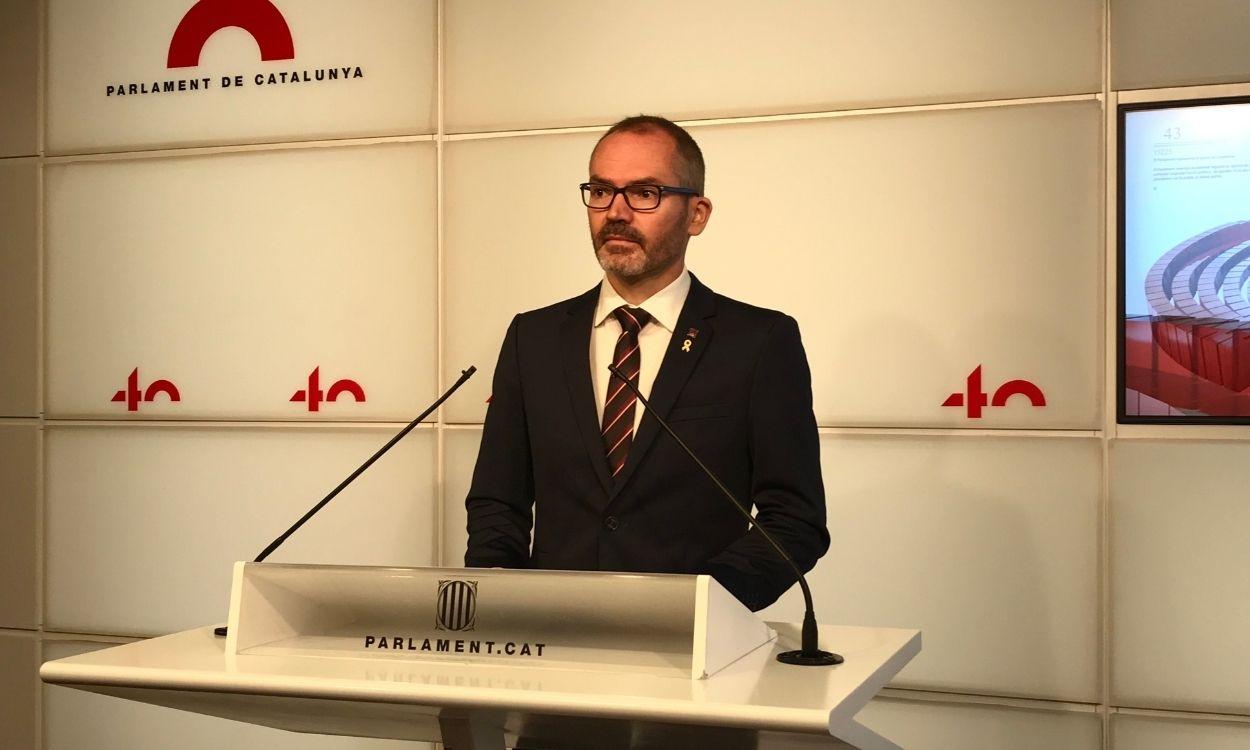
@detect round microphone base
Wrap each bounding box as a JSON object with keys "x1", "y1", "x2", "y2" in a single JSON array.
[{"x1": 776, "y1": 649, "x2": 843, "y2": 666}]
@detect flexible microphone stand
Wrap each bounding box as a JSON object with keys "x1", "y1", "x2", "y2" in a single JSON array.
[
  {"x1": 608, "y1": 363, "x2": 841, "y2": 666},
  {"x1": 213, "y1": 366, "x2": 476, "y2": 637}
]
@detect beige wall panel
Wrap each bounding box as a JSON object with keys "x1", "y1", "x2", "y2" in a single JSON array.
[
  {"x1": 0, "y1": 0, "x2": 39, "y2": 156},
  {"x1": 1113, "y1": 0, "x2": 1250, "y2": 90},
  {"x1": 858, "y1": 697, "x2": 1100, "y2": 750},
  {"x1": 0, "y1": 424, "x2": 39, "y2": 630},
  {"x1": 441, "y1": 427, "x2": 482, "y2": 566},
  {"x1": 45, "y1": 426, "x2": 437, "y2": 637},
  {"x1": 444, "y1": 103, "x2": 1101, "y2": 428},
  {"x1": 1113, "y1": 714, "x2": 1250, "y2": 750},
  {"x1": 46, "y1": 144, "x2": 436, "y2": 421},
  {"x1": 47, "y1": 0, "x2": 435, "y2": 153},
  {"x1": 44, "y1": 640, "x2": 431, "y2": 749},
  {"x1": 761, "y1": 434, "x2": 1100, "y2": 700},
  {"x1": 443, "y1": 131, "x2": 602, "y2": 423},
  {"x1": 0, "y1": 158, "x2": 40, "y2": 416},
  {"x1": 1111, "y1": 440, "x2": 1250, "y2": 713},
  {"x1": 0, "y1": 632, "x2": 39, "y2": 750},
  {"x1": 444, "y1": 0, "x2": 1101, "y2": 133}
]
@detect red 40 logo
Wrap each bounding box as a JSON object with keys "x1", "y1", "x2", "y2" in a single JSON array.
[
  {"x1": 290, "y1": 367, "x2": 366, "y2": 412},
  {"x1": 111, "y1": 368, "x2": 181, "y2": 412},
  {"x1": 942, "y1": 365, "x2": 1045, "y2": 419}
]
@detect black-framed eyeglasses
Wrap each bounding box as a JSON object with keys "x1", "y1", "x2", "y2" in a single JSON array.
[{"x1": 579, "y1": 182, "x2": 700, "y2": 211}]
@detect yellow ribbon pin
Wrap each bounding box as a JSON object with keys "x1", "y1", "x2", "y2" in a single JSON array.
[{"x1": 682, "y1": 339, "x2": 692, "y2": 352}]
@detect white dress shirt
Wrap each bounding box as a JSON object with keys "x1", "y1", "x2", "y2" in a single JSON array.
[{"x1": 591, "y1": 269, "x2": 692, "y2": 434}]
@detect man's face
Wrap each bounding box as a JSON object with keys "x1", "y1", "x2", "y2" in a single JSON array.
[{"x1": 587, "y1": 130, "x2": 708, "y2": 282}]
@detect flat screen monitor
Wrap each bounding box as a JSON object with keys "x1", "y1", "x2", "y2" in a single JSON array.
[{"x1": 1119, "y1": 96, "x2": 1250, "y2": 423}]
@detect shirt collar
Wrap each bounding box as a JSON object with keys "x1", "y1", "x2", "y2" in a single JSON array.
[{"x1": 594, "y1": 268, "x2": 692, "y2": 333}]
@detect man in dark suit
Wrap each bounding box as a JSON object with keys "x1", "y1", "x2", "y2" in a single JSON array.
[{"x1": 465, "y1": 115, "x2": 828, "y2": 612}]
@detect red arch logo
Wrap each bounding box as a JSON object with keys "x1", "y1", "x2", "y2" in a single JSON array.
[{"x1": 167, "y1": 0, "x2": 295, "y2": 69}]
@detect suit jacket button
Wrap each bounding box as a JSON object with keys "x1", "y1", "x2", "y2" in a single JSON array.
[{"x1": 604, "y1": 516, "x2": 619, "y2": 531}]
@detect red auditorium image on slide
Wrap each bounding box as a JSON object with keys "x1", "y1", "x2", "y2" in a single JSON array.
[{"x1": 1125, "y1": 221, "x2": 1250, "y2": 418}]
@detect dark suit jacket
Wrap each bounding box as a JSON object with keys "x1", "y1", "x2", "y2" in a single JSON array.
[{"x1": 464, "y1": 274, "x2": 829, "y2": 611}]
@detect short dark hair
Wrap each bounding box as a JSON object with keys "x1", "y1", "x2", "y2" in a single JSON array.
[{"x1": 595, "y1": 115, "x2": 706, "y2": 195}]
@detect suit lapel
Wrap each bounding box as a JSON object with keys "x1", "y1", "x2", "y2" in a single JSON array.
[
  {"x1": 610, "y1": 274, "x2": 717, "y2": 499},
  {"x1": 562, "y1": 284, "x2": 614, "y2": 498}
]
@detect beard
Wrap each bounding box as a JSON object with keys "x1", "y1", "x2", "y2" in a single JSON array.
[{"x1": 593, "y1": 218, "x2": 688, "y2": 280}]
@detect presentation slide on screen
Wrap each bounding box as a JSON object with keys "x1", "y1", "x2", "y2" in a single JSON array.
[{"x1": 1122, "y1": 101, "x2": 1250, "y2": 419}]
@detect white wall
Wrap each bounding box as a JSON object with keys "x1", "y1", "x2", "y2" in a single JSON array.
[{"x1": 4, "y1": 1, "x2": 1250, "y2": 748}]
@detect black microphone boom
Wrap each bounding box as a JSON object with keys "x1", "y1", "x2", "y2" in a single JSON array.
[
  {"x1": 212, "y1": 366, "x2": 477, "y2": 638},
  {"x1": 607, "y1": 363, "x2": 841, "y2": 667},
  {"x1": 252, "y1": 366, "x2": 477, "y2": 564}
]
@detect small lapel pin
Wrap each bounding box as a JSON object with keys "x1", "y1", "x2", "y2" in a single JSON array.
[
  {"x1": 686, "y1": 327, "x2": 699, "y2": 339},
  {"x1": 682, "y1": 339, "x2": 692, "y2": 352}
]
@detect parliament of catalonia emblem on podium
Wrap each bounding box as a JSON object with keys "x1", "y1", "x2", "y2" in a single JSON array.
[{"x1": 435, "y1": 580, "x2": 478, "y2": 632}]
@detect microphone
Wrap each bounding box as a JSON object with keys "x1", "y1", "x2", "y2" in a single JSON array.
[
  {"x1": 213, "y1": 366, "x2": 477, "y2": 638},
  {"x1": 607, "y1": 363, "x2": 841, "y2": 667}
]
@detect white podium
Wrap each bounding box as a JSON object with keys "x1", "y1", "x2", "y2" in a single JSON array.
[{"x1": 40, "y1": 563, "x2": 920, "y2": 749}]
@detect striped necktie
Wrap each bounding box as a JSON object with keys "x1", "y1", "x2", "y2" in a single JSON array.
[{"x1": 602, "y1": 305, "x2": 652, "y2": 480}]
